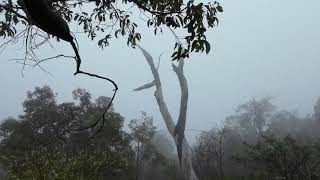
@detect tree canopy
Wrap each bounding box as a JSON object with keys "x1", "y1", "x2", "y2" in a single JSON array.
[
  {"x1": 193, "y1": 97, "x2": 320, "y2": 180},
  {"x1": 0, "y1": 86, "x2": 185, "y2": 179},
  {"x1": 0, "y1": 86, "x2": 131, "y2": 179},
  {"x1": 0, "y1": 0, "x2": 222, "y2": 60}
]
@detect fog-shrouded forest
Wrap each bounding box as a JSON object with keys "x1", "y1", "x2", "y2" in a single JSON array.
[
  {"x1": 1, "y1": 0, "x2": 320, "y2": 179},
  {"x1": 0, "y1": 86, "x2": 320, "y2": 180}
]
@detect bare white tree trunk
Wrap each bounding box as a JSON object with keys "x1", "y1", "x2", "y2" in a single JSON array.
[{"x1": 134, "y1": 43, "x2": 198, "y2": 180}]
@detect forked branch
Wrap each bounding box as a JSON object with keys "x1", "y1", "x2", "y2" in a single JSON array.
[{"x1": 134, "y1": 40, "x2": 197, "y2": 179}]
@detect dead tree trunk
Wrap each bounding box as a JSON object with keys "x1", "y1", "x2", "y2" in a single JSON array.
[{"x1": 134, "y1": 41, "x2": 198, "y2": 180}]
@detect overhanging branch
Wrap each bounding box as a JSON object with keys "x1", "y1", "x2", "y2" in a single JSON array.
[
  {"x1": 0, "y1": 3, "x2": 29, "y2": 22},
  {"x1": 131, "y1": 0, "x2": 187, "y2": 15}
]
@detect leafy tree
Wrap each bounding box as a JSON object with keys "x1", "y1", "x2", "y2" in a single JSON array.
[
  {"x1": 314, "y1": 97, "x2": 320, "y2": 123},
  {"x1": 0, "y1": 0, "x2": 223, "y2": 61},
  {"x1": 0, "y1": 86, "x2": 133, "y2": 179},
  {"x1": 241, "y1": 134, "x2": 320, "y2": 180},
  {"x1": 6, "y1": 145, "x2": 130, "y2": 180},
  {"x1": 129, "y1": 113, "x2": 183, "y2": 180},
  {"x1": 192, "y1": 97, "x2": 320, "y2": 180},
  {"x1": 192, "y1": 127, "x2": 245, "y2": 180},
  {"x1": 128, "y1": 111, "x2": 156, "y2": 180},
  {"x1": 226, "y1": 97, "x2": 275, "y2": 141}
]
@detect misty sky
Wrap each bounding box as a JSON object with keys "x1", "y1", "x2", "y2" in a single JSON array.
[{"x1": 1, "y1": 0, "x2": 320, "y2": 139}]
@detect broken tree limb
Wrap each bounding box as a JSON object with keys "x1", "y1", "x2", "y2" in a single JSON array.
[
  {"x1": 133, "y1": 80, "x2": 156, "y2": 91},
  {"x1": 135, "y1": 44, "x2": 198, "y2": 180}
]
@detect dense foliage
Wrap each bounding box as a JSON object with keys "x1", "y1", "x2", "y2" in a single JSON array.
[
  {"x1": 0, "y1": 86, "x2": 133, "y2": 179},
  {"x1": 0, "y1": 86, "x2": 183, "y2": 179},
  {"x1": 193, "y1": 98, "x2": 320, "y2": 180},
  {"x1": 1, "y1": 87, "x2": 320, "y2": 180},
  {"x1": 0, "y1": 0, "x2": 222, "y2": 60}
]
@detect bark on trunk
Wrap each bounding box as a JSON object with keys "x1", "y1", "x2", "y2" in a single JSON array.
[{"x1": 134, "y1": 43, "x2": 198, "y2": 180}]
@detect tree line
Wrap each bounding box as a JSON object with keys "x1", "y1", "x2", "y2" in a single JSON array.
[
  {"x1": 0, "y1": 86, "x2": 180, "y2": 180},
  {"x1": 193, "y1": 97, "x2": 320, "y2": 180},
  {"x1": 0, "y1": 86, "x2": 319, "y2": 180}
]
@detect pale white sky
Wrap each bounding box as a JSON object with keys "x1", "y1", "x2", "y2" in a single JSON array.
[{"x1": 1, "y1": 0, "x2": 320, "y2": 141}]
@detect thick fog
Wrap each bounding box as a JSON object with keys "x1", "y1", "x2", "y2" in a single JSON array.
[{"x1": 1, "y1": 0, "x2": 320, "y2": 136}]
